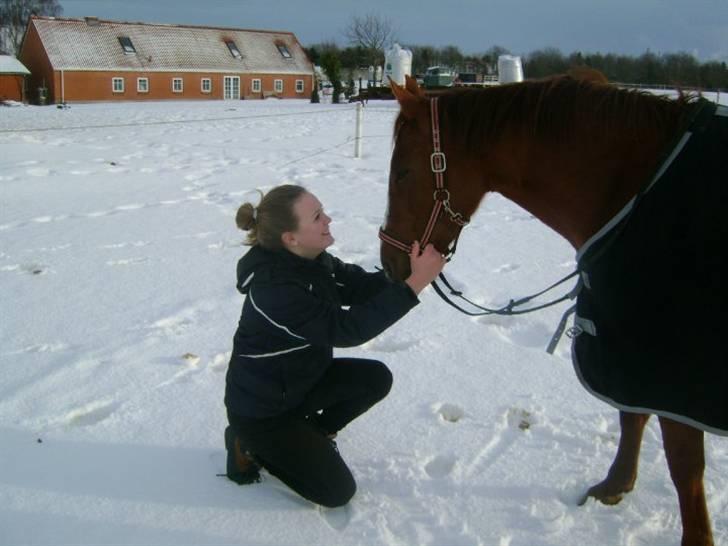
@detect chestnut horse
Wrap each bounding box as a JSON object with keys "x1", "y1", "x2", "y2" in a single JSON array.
[{"x1": 380, "y1": 75, "x2": 727, "y2": 546}]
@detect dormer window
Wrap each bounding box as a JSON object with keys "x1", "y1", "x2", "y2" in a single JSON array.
[
  {"x1": 276, "y1": 43, "x2": 292, "y2": 58},
  {"x1": 118, "y1": 36, "x2": 136, "y2": 54},
  {"x1": 226, "y1": 40, "x2": 242, "y2": 59}
]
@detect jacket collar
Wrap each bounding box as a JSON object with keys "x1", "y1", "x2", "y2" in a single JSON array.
[{"x1": 237, "y1": 245, "x2": 333, "y2": 294}]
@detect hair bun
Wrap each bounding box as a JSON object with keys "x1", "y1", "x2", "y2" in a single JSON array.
[{"x1": 235, "y1": 203, "x2": 257, "y2": 231}]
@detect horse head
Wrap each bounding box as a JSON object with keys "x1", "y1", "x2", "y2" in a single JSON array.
[{"x1": 380, "y1": 76, "x2": 486, "y2": 281}]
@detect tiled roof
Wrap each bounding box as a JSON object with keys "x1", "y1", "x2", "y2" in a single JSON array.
[
  {"x1": 0, "y1": 55, "x2": 31, "y2": 75},
  {"x1": 29, "y1": 16, "x2": 313, "y2": 75}
]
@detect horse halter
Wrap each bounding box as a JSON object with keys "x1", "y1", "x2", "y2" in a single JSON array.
[{"x1": 379, "y1": 97, "x2": 469, "y2": 258}]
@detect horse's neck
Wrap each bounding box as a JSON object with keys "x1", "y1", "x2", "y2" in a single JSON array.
[{"x1": 486, "y1": 120, "x2": 680, "y2": 250}]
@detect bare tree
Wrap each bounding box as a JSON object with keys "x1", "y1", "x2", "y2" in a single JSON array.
[
  {"x1": 344, "y1": 12, "x2": 397, "y2": 63},
  {"x1": 0, "y1": 0, "x2": 62, "y2": 55}
]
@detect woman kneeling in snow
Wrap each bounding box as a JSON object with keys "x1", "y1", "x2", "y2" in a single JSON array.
[{"x1": 224, "y1": 184, "x2": 445, "y2": 507}]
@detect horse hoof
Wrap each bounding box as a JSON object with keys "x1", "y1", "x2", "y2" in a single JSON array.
[
  {"x1": 596, "y1": 493, "x2": 625, "y2": 506},
  {"x1": 578, "y1": 489, "x2": 625, "y2": 506}
]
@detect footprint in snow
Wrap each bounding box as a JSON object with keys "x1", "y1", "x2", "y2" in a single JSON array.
[
  {"x1": 506, "y1": 407, "x2": 536, "y2": 431},
  {"x1": 492, "y1": 263, "x2": 520, "y2": 274},
  {"x1": 181, "y1": 352, "x2": 201, "y2": 367},
  {"x1": 147, "y1": 312, "x2": 195, "y2": 339},
  {"x1": 424, "y1": 454, "x2": 457, "y2": 479},
  {"x1": 155, "y1": 353, "x2": 204, "y2": 387},
  {"x1": 210, "y1": 352, "x2": 231, "y2": 372},
  {"x1": 435, "y1": 402, "x2": 465, "y2": 423},
  {"x1": 15, "y1": 263, "x2": 49, "y2": 275},
  {"x1": 62, "y1": 400, "x2": 119, "y2": 427}
]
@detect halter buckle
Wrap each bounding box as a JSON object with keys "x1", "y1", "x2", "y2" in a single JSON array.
[
  {"x1": 434, "y1": 189, "x2": 450, "y2": 202},
  {"x1": 430, "y1": 152, "x2": 447, "y2": 173}
]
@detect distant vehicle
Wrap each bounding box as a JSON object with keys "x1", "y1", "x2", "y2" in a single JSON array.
[
  {"x1": 455, "y1": 72, "x2": 479, "y2": 84},
  {"x1": 453, "y1": 72, "x2": 499, "y2": 87},
  {"x1": 423, "y1": 66, "x2": 454, "y2": 88}
]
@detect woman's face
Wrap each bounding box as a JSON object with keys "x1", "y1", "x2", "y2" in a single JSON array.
[{"x1": 285, "y1": 192, "x2": 334, "y2": 258}]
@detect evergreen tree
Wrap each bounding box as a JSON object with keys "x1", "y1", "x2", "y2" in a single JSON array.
[{"x1": 320, "y1": 50, "x2": 343, "y2": 103}]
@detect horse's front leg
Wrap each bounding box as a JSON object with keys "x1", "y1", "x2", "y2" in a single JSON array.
[
  {"x1": 579, "y1": 411, "x2": 649, "y2": 505},
  {"x1": 659, "y1": 416, "x2": 713, "y2": 546}
]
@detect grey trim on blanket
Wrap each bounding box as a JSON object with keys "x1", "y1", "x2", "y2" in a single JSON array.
[
  {"x1": 576, "y1": 131, "x2": 693, "y2": 262},
  {"x1": 570, "y1": 342, "x2": 728, "y2": 437}
]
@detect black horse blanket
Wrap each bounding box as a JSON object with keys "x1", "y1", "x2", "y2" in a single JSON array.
[{"x1": 572, "y1": 102, "x2": 728, "y2": 435}]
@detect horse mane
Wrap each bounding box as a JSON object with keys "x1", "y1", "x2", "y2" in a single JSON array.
[{"x1": 430, "y1": 76, "x2": 696, "y2": 151}]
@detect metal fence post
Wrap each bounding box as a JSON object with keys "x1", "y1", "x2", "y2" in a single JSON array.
[{"x1": 354, "y1": 102, "x2": 363, "y2": 158}]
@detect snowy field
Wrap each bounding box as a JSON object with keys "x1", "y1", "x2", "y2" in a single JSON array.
[{"x1": 1, "y1": 92, "x2": 726, "y2": 546}]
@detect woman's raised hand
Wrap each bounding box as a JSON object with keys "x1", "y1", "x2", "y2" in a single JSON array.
[{"x1": 404, "y1": 241, "x2": 447, "y2": 295}]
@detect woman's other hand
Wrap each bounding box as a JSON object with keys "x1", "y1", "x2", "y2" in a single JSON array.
[{"x1": 404, "y1": 241, "x2": 446, "y2": 295}]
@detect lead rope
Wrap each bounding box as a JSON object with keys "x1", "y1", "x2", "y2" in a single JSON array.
[
  {"x1": 431, "y1": 269, "x2": 580, "y2": 316},
  {"x1": 430, "y1": 271, "x2": 582, "y2": 353}
]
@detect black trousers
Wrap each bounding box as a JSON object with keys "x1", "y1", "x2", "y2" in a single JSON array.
[{"x1": 227, "y1": 358, "x2": 393, "y2": 508}]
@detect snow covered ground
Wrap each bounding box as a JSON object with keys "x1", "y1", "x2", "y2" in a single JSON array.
[{"x1": 1, "y1": 92, "x2": 726, "y2": 546}]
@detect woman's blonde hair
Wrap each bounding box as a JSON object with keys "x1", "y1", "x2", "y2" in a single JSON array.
[{"x1": 235, "y1": 184, "x2": 308, "y2": 250}]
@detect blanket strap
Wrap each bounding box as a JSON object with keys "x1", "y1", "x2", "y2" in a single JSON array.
[{"x1": 546, "y1": 276, "x2": 584, "y2": 354}]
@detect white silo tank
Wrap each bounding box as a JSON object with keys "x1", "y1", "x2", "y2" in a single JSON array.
[
  {"x1": 498, "y1": 55, "x2": 524, "y2": 84},
  {"x1": 384, "y1": 43, "x2": 413, "y2": 86}
]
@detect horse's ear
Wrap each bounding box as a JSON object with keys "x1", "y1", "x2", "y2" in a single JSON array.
[
  {"x1": 404, "y1": 75, "x2": 425, "y2": 97},
  {"x1": 390, "y1": 77, "x2": 425, "y2": 119}
]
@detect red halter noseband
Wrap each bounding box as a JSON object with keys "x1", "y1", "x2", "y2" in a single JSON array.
[{"x1": 379, "y1": 97, "x2": 469, "y2": 257}]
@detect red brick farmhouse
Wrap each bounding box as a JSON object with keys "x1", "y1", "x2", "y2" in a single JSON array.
[{"x1": 19, "y1": 16, "x2": 315, "y2": 104}]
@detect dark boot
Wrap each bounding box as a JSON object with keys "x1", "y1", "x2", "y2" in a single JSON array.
[{"x1": 224, "y1": 426, "x2": 261, "y2": 485}]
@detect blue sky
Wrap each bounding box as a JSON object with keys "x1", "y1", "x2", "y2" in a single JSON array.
[{"x1": 60, "y1": 0, "x2": 728, "y2": 61}]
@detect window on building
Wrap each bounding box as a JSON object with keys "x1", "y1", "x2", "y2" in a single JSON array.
[
  {"x1": 172, "y1": 78, "x2": 183, "y2": 93},
  {"x1": 112, "y1": 77, "x2": 125, "y2": 93},
  {"x1": 295, "y1": 79, "x2": 304, "y2": 93},
  {"x1": 118, "y1": 36, "x2": 136, "y2": 54},
  {"x1": 137, "y1": 78, "x2": 149, "y2": 93},
  {"x1": 251, "y1": 79, "x2": 261, "y2": 93},
  {"x1": 274, "y1": 79, "x2": 283, "y2": 93},
  {"x1": 276, "y1": 43, "x2": 292, "y2": 58},
  {"x1": 226, "y1": 41, "x2": 242, "y2": 59},
  {"x1": 201, "y1": 78, "x2": 212, "y2": 93}
]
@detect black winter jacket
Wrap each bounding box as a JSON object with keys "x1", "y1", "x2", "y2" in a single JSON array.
[{"x1": 225, "y1": 245, "x2": 419, "y2": 418}]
